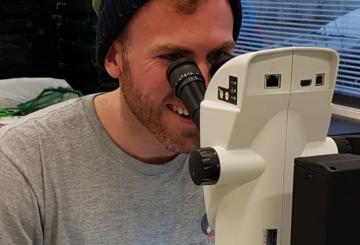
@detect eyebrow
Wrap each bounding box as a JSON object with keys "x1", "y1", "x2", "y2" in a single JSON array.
[{"x1": 154, "y1": 40, "x2": 236, "y2": 55}]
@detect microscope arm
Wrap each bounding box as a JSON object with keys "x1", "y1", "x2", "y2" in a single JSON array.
[{"x1": 190, "y1": 147, "x2": 266, "y2": 226}]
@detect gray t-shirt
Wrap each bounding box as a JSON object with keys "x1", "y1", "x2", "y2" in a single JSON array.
[{"x1": 0, "y1": 95, "x2": 214, "y2": 245}]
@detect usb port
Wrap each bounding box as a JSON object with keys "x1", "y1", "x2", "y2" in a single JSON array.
[
  {"x1": 300, "y1": 79, "x2": 312, "y2": 87},
  {"x1": 264, "y1": 229, "x2": 277, "y2": 245}
]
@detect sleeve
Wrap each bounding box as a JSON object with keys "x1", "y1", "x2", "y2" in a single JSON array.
[{"x1": 0, "y1": 151, "x2": 43, "y2": 245}]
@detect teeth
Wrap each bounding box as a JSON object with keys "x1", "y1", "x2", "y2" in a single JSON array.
[
  {"x1": 170, "y1": 105, "x2": 189, "y2": 117},
  {"x1": 178, "y1": 107, "x2": 183, "y2": 115}
]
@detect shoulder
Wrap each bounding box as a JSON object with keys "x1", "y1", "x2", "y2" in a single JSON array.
[
  {"x1": 1, "y1": 95, "x2": 92, "y2": 138},
  {"x1": 0, "y1": 95, "x2": 94, "y2": 161}
]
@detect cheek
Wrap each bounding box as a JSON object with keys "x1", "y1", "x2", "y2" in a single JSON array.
[{"x1": 132, "y1": 65, "x2": 173, "y2": 101}]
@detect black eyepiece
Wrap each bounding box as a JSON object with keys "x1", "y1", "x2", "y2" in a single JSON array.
[
  {"x1": 166, "y1": 56, "x2": 206, "y2": 129},
  {"x1": 209, "y1": 52, "x2": 234, "y2": 77}
]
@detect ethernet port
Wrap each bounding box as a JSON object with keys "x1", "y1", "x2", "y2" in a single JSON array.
[
  {"x1": 316, "y1": 74, "x2": 325, "y2": 86},
  {"x1": 265, "y1": 74, "x2": 281, "y2": 88}
]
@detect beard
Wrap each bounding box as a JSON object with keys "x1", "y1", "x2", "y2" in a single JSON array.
[{"x1": 120, "y1": 58, "x2": 199, "y2": 154}]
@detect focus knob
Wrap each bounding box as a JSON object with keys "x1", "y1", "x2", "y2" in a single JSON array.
[{"x1": 189, "y1": 147, "x2": 220, "y2": 185}]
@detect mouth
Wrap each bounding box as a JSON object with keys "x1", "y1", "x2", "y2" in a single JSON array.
[{"x1": 167, "y1": 104, "x2": 191, "y2": 120}]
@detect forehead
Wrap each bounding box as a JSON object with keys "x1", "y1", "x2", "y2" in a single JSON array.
[{"x1": 124, "y1": 0, "x2": 234, "y2": 51}]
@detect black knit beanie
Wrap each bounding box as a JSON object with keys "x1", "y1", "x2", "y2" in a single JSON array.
[{"x1": 96, "y1": 0, "x2": 242, "y2": 68}]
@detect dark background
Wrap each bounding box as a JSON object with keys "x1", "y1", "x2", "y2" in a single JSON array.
[{"x1": 0, "y1": 0, "x2": 118, "y2": 95}]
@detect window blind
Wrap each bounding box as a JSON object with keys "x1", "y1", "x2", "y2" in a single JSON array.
[{"x1": 235, "y1": 0, "x2": 360, "y2": 101}]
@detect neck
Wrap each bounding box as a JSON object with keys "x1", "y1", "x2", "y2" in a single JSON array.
[{"x1": 94, "y1": 89, "x2": 176, "y2": 164}]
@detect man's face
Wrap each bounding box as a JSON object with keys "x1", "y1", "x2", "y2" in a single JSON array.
[{"x1": 118, "y1": 0, "x2": 234, "y2": 154}]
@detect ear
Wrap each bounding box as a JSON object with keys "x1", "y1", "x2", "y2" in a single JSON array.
[{"x1": 104, "y1": 42, "x2": 123, "y2": 79}]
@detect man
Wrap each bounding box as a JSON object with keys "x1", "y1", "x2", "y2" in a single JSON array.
[{"x1": 0, "y1": 0, "x2": 242, "y2": 244}]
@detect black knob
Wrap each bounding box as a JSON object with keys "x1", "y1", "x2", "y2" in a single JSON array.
[
  {"x1": 189, "y1": 147, "x2": 221, "y2": 185},
  {"x1": 332, "y1": 135, "x2": 360, "y2": 155}
]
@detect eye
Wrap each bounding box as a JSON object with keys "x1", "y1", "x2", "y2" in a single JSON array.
[
  {"x1": 207, "y1": 51, "x2": 231, "y2": 65},
  {"x1": 159, "y1": 53, "x2": 185, "y2": 62}
]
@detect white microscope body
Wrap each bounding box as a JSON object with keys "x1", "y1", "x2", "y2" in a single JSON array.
[{"x1": 200, "y1": 47, "x2": 339, "y2": 245}]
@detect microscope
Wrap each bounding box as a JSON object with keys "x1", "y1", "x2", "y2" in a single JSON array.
[{"x1": 167, "y1": 47, "x2": 360, "y2": 245}]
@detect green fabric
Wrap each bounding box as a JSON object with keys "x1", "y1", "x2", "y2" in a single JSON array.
[
  {"x1": 0, "y1": 87, "x2": 82, "y2": 118},
  {"x1": 0, "y1": 109, "x2": 18, "y2": 118}
]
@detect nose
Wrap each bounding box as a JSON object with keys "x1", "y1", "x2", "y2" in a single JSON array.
[{"x1": 197, "y1": 62, "x2": 211, "y2": 87}]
